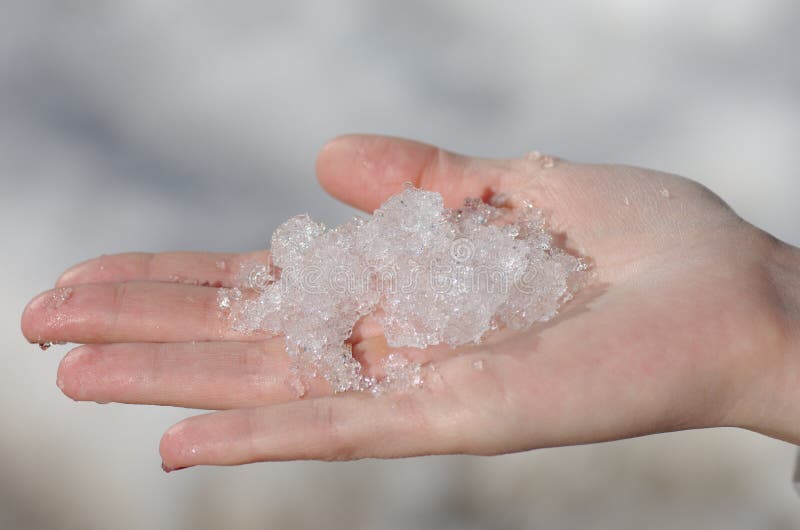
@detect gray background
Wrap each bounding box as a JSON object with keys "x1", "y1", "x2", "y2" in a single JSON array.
[{"x1": 2, "y1": 1, "x2": 799, "y2": 529}]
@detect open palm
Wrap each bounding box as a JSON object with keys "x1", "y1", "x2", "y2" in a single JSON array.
[{"x1": 21, "y1": 134, "x2": 797, "y2": 470}]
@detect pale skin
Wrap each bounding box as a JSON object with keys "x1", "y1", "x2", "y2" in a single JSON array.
[{"x1": 20, "y1": 134, "x2": 800, "y2": 471}]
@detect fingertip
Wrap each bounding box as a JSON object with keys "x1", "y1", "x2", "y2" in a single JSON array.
[
  {"x1": 161, "y1": 461, "x2": 189, "y2": 473},
  {"x1": 315, "y1": 133, "x2": 436, "y2": 213},
  {"x1": 315, "y1": 133, "x2": 507, "y2": 214},
  {"x1": 160, "y1": 416, "x2": 209, "y2": 470},
  {"x1": 21, "y1": 285, "x2": 80, "y2": 345},
  {"x1": 55, "y1": 258, "x2": 93, "y2": 287},
  {"x1": 161, "y1": 408, "x2": 276, "y2": 467},
  {"x1": 56, "y1": 254, "x2": 128, "y2": 287},
  {"x1": 20, "y1": 290, "x2": 49, "y2": 344},
  {"x1": 316, "y1": 132, "x2": 357, "y2": 166},
  {"x1": 315, "y1": 133, "x2": 370, "y2": 196},
  {"x1": 316, "y1": 133, "x2": 363, "y2": 162},
  {"x1": 56, "y1": 345, "x2": 93, "y2": 399},
  {"x1": 159, "y1": 420, "x2": 188, "y2": 471},
  {"x1": 316, "y1": 133, "x2": 372, "y2": 162}
]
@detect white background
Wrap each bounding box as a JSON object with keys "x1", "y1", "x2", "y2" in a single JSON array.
[{"x1": 1, "y1": 1, "x2": 799, "y2": 529}]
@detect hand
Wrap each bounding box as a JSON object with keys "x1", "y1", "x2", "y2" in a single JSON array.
[{"x1": 21, "y1": 134, "x2": 800, "y2": 470}]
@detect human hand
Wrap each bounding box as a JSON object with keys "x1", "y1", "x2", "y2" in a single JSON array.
[{"x1": 21, "y1": 134, "x2": 800, "y2": 470}]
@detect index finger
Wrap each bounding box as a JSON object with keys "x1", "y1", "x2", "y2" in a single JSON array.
[{"x1": 56, "y1": 250, "x2": 269, "y2": 288}]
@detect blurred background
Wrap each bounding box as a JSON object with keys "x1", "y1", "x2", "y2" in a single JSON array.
[{"x1": 2, "y1": 1, "x2": 799, "y2": 529}]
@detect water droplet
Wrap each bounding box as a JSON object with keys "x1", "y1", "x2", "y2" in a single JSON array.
[
  {"x1": 623, "y1": 196, "x2": 631, "y2": 206},
  {"x1": 472, "y1": 359, "x2": 484, "y2": 371},
  {"x1": 216, "y1": 288, "x2": 232, "y2": 310},
  {"x1": 526, "y1": 150, "x2": 542, "y2": 161},
  {"x1": 541, "y1": 156, "x2": 556, "y2": 169},
  {"x1": 660, "y1": 188, "x2": 671, "y2": 199},
  {"x1": 38, "y1": 342, "x2": 52, "y2": 350},
  {"x1": 215, "y1": 260, "x2": 227, "y2": 271},
  {"x1": 44, "y1": 287, "x2": 74, "y2": 309}
]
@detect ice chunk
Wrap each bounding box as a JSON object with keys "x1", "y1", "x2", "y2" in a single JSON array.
[
  {"x1": 371, "y1": 353, "x2": 423, "y2": 396},
  {"x1": 270, "y1": 214, "x2": 326, "y2": 268},
  {"x1": 219, "y1": 186, "x2": 585, "y2": 394}
]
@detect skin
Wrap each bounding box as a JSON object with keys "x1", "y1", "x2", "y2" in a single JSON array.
[{"x1": 20, "y1": 134, "x2": 800, "y2": 471}]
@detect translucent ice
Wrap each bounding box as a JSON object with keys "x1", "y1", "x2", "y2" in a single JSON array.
[
  {"x1": 219, "y1": 186, "x2": 584, "y2": 393},
  {"x1": 43, "y1": 287, "x2": 73, "y2": 309},
  {"x1": 370, "y1": 353, "x2": 424, "y2": 396}
]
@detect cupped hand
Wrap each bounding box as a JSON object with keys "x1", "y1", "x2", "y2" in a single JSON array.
[{"x1": 21, "y1": 135, "x2": 800, "y2": 470}]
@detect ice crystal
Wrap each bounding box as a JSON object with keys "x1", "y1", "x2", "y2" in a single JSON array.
[
  {"x1": 43, "y1": 287, "x2": 73, "y2": 309},
  {"x1": 219, "y1": 186, "x2": 584, "y2": 394},
  {"x1": 370, "y1": 353, "x2": 424, "y2": 396}
]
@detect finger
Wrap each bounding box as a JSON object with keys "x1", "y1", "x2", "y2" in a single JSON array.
[
  {"x1": 53, "y1": 331, "x2": 456, "y2": 409},
  {"x1": 21, "y1": 281, "x2": 254, "y2": 344},
  {"x1": 56, "y1": 251, "x2": 269, "y2": 288},
  {"x1": 56, "y1": 340, "x2": 331, "y2": 409},
  {"x1": 159, "y1": 392, "x2": 454, "y2": 468},
  {"x1": 157, "y1": 352, "x2": 533, "y2": 469},
  {"x1": 316, "y1": 134, "x2": 524, "y2": 213},
  {"x1": 21, "y1": 281, "x2": 401, "y2": 346}
]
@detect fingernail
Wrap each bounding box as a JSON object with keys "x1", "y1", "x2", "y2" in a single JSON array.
[{"x1": 161, "y1": 462, "x2": 188, "y2": 473}]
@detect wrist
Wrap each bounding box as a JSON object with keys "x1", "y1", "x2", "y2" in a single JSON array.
[
  {"x1": 771, "y1": 241, "x2": 800, "y2": 334},
  {"x1": 740, "y1": 236, "x2": 800, "y2": 442},
  {"x1": 769, "y1": 239, "x2": 800, "y2": 366}
]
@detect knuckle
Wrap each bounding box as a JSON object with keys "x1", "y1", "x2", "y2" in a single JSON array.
[{"x1": 109, "y1": 282, "x2": 130, "y2": 336}]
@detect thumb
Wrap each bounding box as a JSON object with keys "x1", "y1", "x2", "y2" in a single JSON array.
[{"x1": 315, "y1": 134, "x2": 513, "y2": 213}]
